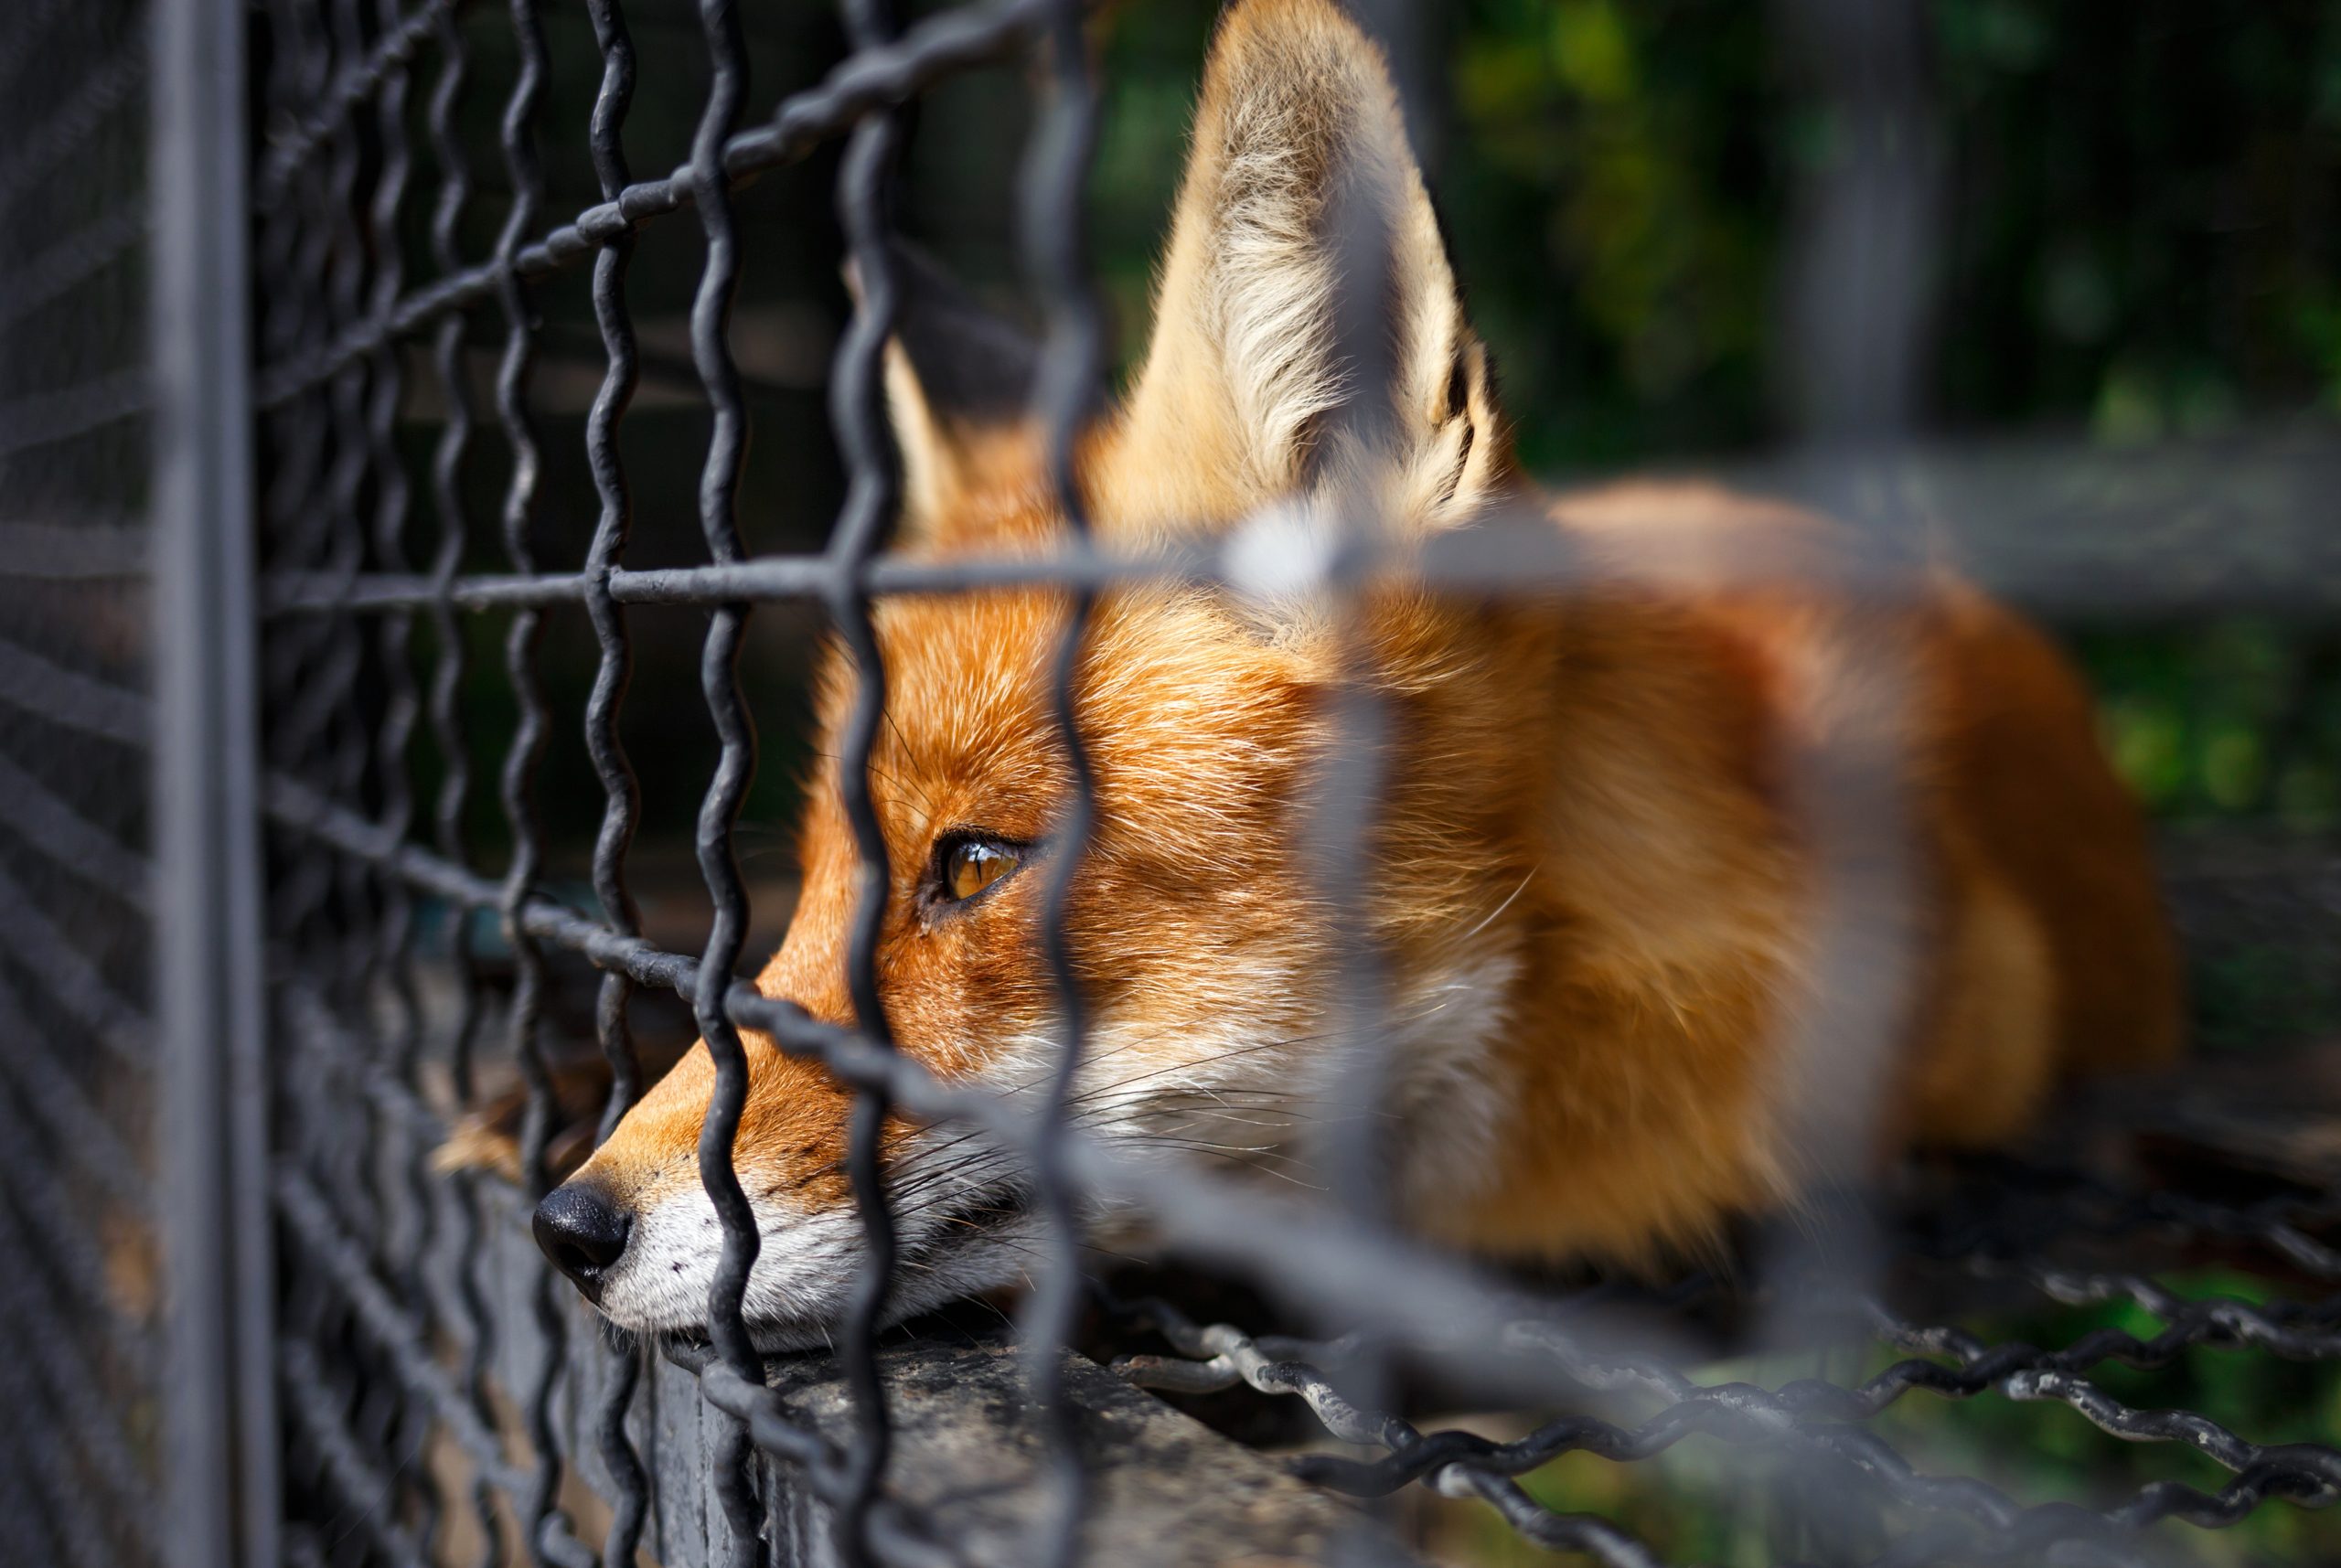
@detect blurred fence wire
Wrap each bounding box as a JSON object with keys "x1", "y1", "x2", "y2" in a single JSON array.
[{"x1": 6, "y1": 1, "x2": 2341, "y2": 1567}]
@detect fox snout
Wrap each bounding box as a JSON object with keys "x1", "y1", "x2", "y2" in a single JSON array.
[
  {"x1": 528, "y1": 992, "x2": 1070, "y2": 1349},
  {"x1": 532, "y1": 1180, "x2": 632, "y2": 1305}
]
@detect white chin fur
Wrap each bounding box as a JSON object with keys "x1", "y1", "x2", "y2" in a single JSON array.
[{"x1": 590, "y1": 1169, "x2": 1044, "y2": 1349}]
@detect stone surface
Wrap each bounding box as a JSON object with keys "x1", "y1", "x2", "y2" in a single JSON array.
[{"x1": 759, "y1": 1332, "x2": 1402, "y2": 1568}]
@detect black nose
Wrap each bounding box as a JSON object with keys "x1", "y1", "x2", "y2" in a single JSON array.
[{"x1": 532, "y1": 1183, "x2": 631, "y2": 1303}]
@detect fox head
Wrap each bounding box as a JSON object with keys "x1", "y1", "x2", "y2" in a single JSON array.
[{"x1": 533, "y1": 0, "x2": 1538, "y2": 1346}]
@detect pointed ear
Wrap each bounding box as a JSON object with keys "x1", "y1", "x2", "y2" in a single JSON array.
[
  {"x1": 856, "y1": 243, "x2": 1042, "y2": 540},
  {"x1": 1116, "y1": 0, "x2": 1508, "y2": 532}
]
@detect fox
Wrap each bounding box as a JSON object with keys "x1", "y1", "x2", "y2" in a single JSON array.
[{"x1": 530, "y1": 0, "x2": 2181, "y2": 1347}]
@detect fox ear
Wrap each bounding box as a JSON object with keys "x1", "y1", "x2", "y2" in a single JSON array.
[
  {"x1": 1116, "y1": 0, "x2": 1506, "y2": 532},
  {"x1": 858, "y1": 243, "x2": 1042, "y2": 541}
]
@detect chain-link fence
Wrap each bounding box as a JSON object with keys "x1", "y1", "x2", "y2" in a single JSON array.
[{"x1": 9, "y1": 0, "x2": 2341, "y2": 1565}]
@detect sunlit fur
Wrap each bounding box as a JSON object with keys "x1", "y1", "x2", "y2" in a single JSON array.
[{"x1": 555, "y1": 0, "x2": 2181, "y2": 1345}]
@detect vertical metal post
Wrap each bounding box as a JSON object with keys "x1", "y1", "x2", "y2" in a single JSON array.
[{"x1": 152, "y1": 1, "x2": 276, "y2": 1565}]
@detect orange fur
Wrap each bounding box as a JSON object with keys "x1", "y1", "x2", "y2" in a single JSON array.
[{"x1": 543, "y1": 0, "x2": 2180, "y2": 1334}]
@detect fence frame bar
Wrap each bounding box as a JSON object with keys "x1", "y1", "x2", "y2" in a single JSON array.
[{"x1": 152, "y1": 1, "x2": 277, "y2": 1564}]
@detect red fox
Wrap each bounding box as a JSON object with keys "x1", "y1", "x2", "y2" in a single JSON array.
[{"x1": 532, "y1": 0, "x2": 2180, "y2": 1345}]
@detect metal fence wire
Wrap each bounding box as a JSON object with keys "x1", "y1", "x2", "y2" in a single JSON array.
[
  {"x1": 9, "y1": 0, "x2": 2341, "y2": 1565},
  {"x1": 0, "y1": 1, "x2": 166, "y2": 1566}
]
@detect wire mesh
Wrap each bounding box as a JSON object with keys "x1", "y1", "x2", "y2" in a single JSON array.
[
  {"x1": 7, "y1": 0, "x2": 2340, "y2": 1565},
  {"x1": 0, "y1": 1, "x2": 164, "y2": 1565}
]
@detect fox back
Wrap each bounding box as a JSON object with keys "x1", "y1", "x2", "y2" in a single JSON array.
[{"x1": 532, "y1": 0, "x2": 2180, "y2": 1345}]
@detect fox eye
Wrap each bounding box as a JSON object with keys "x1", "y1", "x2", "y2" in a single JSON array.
[{"x1": 939, "y1": 837, "x2": 1021, "y2": 904}]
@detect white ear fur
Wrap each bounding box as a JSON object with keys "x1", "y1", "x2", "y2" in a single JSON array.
[{"x1": 1117, "y1": 0, "x2": 1505, "y2": 529}]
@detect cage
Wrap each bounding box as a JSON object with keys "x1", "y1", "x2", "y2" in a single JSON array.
[{"x1": 6, "y1": 1, "x2": 2341, "y2": 1566}]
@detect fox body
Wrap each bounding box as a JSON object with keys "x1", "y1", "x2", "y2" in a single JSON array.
[{"x1": 533, "y1": 0, "x2": 2180, "y2": 1345}]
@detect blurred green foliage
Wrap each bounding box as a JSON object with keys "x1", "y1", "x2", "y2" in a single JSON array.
[{"x1": 1080, "y1": 0, "x2": 2341, "y2": 467}]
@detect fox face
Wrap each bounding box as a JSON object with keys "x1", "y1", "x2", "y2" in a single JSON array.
[
  {"x1": 533, "y1": 0, "x2": 1531, "y2": 1344},
  {"x1": 533, "y1": 0, "x2": 2181, "y2": 1345},
  {"x1": 552, "y1": 578, "x2": 1526, "y2": 1344}
]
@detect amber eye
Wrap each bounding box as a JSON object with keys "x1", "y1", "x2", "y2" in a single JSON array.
[{"x1": 940, "y1": 837, "x2": 1021, "y2": 904}]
